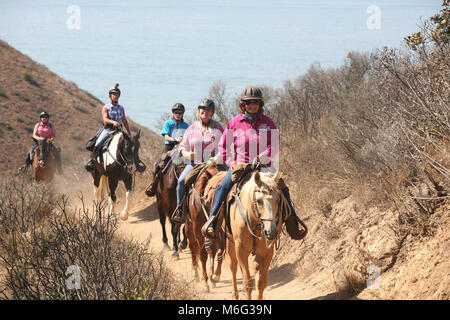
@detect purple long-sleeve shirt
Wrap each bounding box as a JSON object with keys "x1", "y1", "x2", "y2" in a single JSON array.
[{"x1": 218, "y1": 113, "x2": 279, "y2": 168}]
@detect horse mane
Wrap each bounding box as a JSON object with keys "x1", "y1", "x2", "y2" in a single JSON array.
[{"x1": 246, "y1": 170, "x2": 282, "y2": 193}]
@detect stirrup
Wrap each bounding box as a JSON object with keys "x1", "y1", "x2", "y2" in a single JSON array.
[
  {"x1": 201, "y1": 215, "x2": 217, "y2": 239},
  {"x1": 171, "y1": 205, "x2": 185, "y2": 224}
]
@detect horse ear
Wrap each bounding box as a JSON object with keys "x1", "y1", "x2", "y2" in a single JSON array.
[
  {"x1": 254, "y1": 171, "x2": 261, "y2": 185},
  {"x1": 135, "y1": 129, "x2": 141, "y2": 140},
  {"x1": 274, "y1": 169, "x2": 283, "y2": 182}
]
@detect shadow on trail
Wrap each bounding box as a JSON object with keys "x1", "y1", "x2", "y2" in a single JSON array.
[
  {"x1": 267, "y1": 263, "x2": 297, "y2": 290},
  {"x1": 129, "y1": 201, "x2": 159, "y2": 224}
]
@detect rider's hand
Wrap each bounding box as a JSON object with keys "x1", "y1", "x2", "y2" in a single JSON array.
[
  {"x1": 206, "y1": 154, "x2": 221, "y2": 166},
  {"x1": 173, "y1": 137, "x2": 182, "y2": 143},
  {"x1": 181, "y1": 151, "x2": 197, "y2": 161},
  {"x1": 113, "y1": 121, "x2": 120, "y2": 127}
]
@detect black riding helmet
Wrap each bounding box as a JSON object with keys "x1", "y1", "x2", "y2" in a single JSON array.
[
  {"x1": 198, "y1": 98, "x2": 215, "y2": 112},
  {"x1": 172, "y1": 103, "x2": 185, "y2": 113},
  {"x1": 40, "y1": 111, "x2": 50, "y2": 118}
]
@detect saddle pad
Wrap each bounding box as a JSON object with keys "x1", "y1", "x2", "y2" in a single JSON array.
[
  {"x1": 203, "y1": 171, "x2": 227, "y2": 208},
  {"x1": 184, "y1": 163, "x2": 206, "y2": 187}
]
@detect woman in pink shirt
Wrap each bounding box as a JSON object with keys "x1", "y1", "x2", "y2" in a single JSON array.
[
  {"x1": 172, "y1": 99, "x2": 224, "y2": 222},
  {"x1": 22, "y1": 111, "x2": 62, "y2": 174},
  {"x1": 202, "y1": 86, "x2": 306, "y2": 240}
]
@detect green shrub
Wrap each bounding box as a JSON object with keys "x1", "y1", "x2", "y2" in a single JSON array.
[{"x1": 21, "y1": 71, "x2": 40, "y2": 88}]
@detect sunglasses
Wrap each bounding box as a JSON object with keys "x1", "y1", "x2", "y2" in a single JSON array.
[
  {"x1": 174, "y1": 112, "x2": 184, "y2": 115},
  {"x1": 244, "y1": 99, "x2": 260, "y2": 106}
]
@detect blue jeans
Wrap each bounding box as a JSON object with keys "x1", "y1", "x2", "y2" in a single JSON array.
[
  {"x1": 95, "y1": 127, "x2": 114, "y2": 148},
  {"x1": 209, "y1": 168, "x2": 233, "y2": 221},
  {"x1": 176, "y1": 162, "x2": 195, "y2": 205}
]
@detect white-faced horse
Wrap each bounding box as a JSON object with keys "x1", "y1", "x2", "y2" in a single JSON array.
[
  {"x1": 226, "y1": 170, "x2": 290, "y2": 300},
  {"x1": 91, "y1": 129, "x2": 144, "y2": 220}
]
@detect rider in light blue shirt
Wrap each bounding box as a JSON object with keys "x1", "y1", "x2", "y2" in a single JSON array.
[
  {"x1": 161, "y1": 103, "x2": 189, "y2": 152},
  {"x1": 146, "y1": 103, "x2": 189, "y2": 196}
]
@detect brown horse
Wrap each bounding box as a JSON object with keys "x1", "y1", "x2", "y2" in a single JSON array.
[
  {"x1": 92, "y1": 129, "x2": 144, "y2": 220},
  {"x1": 33, "y1": 137, "x2": 56, "y2": 182},
  {"x1": 185, "y1": 165, "x2": 225, "y2": 292},
  {"x1": 145, "y1": 160, "x2": 187, "y2": 259},
  {"x1": 226, "y1": 170, "x2": 288, "y2": 300}
]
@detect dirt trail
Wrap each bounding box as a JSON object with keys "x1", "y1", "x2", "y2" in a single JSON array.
[{"x1": 115, "y1": 194, "x2": 332, "y2": 300}]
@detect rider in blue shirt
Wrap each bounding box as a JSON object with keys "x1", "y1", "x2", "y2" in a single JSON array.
[
  {"x1": 146, "y1": 103, "x2": 189, "y2": 196},
  {"x1": 161, "y1": 103, "x2": 189, "y2": 152}
]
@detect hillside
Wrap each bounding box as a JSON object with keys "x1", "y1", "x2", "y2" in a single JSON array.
[{"x1": 0, "y1": 39, "x2": 161, "y2": 177}]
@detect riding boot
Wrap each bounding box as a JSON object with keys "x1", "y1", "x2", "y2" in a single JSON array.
[
  {"x1": 146, "y1": 167, "x2": 161, "y2": 197},
  {"x1": 84, "y1": 146, "x2": 98, "y2": 172},
  {"x1": 280, "y1": 183, "x2": 308, "y2": 241},
  {"x1": 171, "y1": 198, "x2": 187, "y2": 224}
]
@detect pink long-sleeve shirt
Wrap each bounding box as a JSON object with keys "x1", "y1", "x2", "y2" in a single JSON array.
[
  {"x1": 179, "y1": 120, "x2": 224, "y2": 164},
  {"x1": 218, "y1": 113, "x2": 279, "y2": 168}
]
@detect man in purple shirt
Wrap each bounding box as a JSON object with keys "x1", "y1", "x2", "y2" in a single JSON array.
[{"x1": 202, "y1": 86, "x2": 307, "y2": 241}]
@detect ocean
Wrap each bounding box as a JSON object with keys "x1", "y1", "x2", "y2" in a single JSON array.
[{"x1": 0, "y1": 0, "x2": 442, "y2": 130}]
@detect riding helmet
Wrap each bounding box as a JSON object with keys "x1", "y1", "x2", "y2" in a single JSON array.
[
  {"x1": 198, "y1": 98, "x2": 215, "y2": 112},
  {"x1": 240, "y1": 86, "x2": 263, "y2": 101},
  {"x1": 171, "y1": 103, "x2": 185, "y2": 113},
  {"x1": 109, "y1": 83, "x2": 121, "y2": 96},
  {"x1": 40, "y1": 111, "x2": 50, "y2": 118}
]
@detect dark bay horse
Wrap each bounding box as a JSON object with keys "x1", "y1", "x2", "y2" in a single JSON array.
[
  {"x1": 185, "y1": 165, "x2": 225, "y2": 292},
  {"x1": 145, "y1": 160, "x2": 187, "y2": 259},
  {"x1": 33, "y1": 137, "x2": 56, "y2": 182},
  {"x1": 92, "y1": 129, "x2": 144, "y2": 220}
]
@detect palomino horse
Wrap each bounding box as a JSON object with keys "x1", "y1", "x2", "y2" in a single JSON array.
[
  {"x1": 33, "y1": 137, "x2": 56, "y2": 182},
  {"x1": 185, "y1": 165, "x2": 225, "y2": 292},
  {"x1": 92, "y1": 129, "x2": 144, "y2": 220},
  {"x1": 145, "y1": 160, "x2": 187, "y2": 259},
  {"x1": 226, "y1": 170, "x2": 289, "y2": 300}
]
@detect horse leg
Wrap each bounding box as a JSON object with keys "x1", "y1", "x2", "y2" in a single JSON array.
[
  {"x1": 200, "y1": 243, "x2": 210, "y2": 292},
  {"x1": 120, "y1": 176, "x2": 133, "y2": 221},
  {"x1": 180, "y1": 225, "x2": 188, "y2": 250},
  {"x1": 212, "y1": 232, "x2": 225, "y2": 284},
  {"x1": 171, "y1": 223, "x2": 180, "y2": 259},
  {"x1": 186, "y1": 222, "x2": 200, "y2": 280},
  {"x1": 107, "y1": 178, "x2": 118, "y2": 217},
  {"x1": 158, "y1": 202, "x2": 170, "y2": 251},
  {"x1": 93, "y1": 171, "x2": 103, "y2": 203},
  {"x1": 236, "y1": 242, "x2": 253, "y2": 300},
  {"x1": 227, "y1": 239, "x2": 239, "y2": 300},
  {"x1": 256, "y1": 249, "x2": 274, "y2": 300}
]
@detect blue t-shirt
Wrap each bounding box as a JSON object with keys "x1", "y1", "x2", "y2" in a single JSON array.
[{"x1": 161, "y1": 118, "x2": 189, "y2": 145}]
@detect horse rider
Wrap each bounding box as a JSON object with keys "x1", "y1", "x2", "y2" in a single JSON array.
[
  {"x1": 85, "y1": 84, "x2": 132, "y2": 172},
  {"x1": 22, "y1": 111, "x2": 63, "y2": 174},
  {"x1": 201, "y1": 86, "x2": 307, "y2": 240},
  {"x1": 171, "y1": 98, "x2": 224, "y2": 223},
  {"x1": 146, "y1": 103, "x2": 189, "y2": 196}
]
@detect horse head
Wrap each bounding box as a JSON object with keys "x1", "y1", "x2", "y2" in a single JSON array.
[
  {"x1": 249, "y1": 170, "x2": 284, "y2": 241},
  {"x1": 119, "y1": 129, "x2": 143, "y2": 175},
  {"x1": 37, "y1": 137, "x2": 50, "y2": 167}
]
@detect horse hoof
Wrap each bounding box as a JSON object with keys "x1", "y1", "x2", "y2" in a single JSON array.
[
  {"x1": 209, "y1": 280, "x2": 216, "y2": 288},
  {"x1": 119, "y1": 211, "x2": 128, "y2": 221},
  {"x1": 202, "y1": 285, "x2": 210, "y2": 293},
  {"x1": 162, "y1": 243, "x2": 171, "y2": 252},
  {"x1": 171, "y1": 252, "x2": 179, "y2": 260},
  {"x1": 179, "y1": 241, "x2": 188, "y2": 250},
  {"x1": 211, "y1": 274, "x2": 220, "y2": 283}
]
